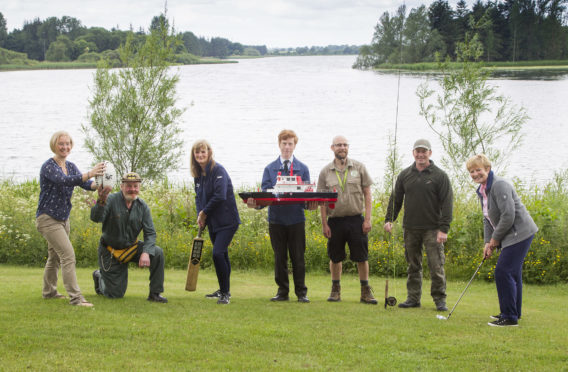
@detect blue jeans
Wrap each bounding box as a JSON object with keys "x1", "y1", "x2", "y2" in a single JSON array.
[{"x1": 495, "y1": 235, "x2": 534, "y2": 321}]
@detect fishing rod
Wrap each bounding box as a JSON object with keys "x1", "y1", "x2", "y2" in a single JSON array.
[{"x1": 384, "y1": 3, "x2": 406, "y2": 309}]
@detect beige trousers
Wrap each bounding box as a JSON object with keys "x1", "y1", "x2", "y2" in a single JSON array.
[{"x1": 36, "y1": 214, "x2": 85, "y2": 305}]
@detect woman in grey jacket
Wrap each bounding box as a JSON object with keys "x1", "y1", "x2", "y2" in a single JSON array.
[{"x1": 466, "y1": 154, "x2": 538, "y2": 327}]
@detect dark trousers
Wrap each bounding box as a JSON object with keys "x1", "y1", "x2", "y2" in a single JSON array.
[
  {"x1": 495, "y1": 235, "x2": 534, "y2": 321},
  {"x1": 269, "y1": 222, "x2": 307, "y2": 297},
  {"x1": 209, "y1": 226, "x2": 238, "y2": 294},
  {"x1": 403, "y1": 229, "x2": 446, "y2": 304},
  {"x1": 98, "y1": 241, "x2": 165, "y2": 298}
]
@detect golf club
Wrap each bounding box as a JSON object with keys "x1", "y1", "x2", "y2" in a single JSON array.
[{"x1": 437, "y1": 257, "x2": 486, "y2": 320}]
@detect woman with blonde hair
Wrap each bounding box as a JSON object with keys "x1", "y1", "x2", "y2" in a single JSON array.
[
  {"x1": 466, "y1": 154, "x2": 538, "y2": 327},
  {"x1": 191, "y1": 140, "x2": 240, "y2": 305},
  {"x1": 36, "y1": 131, "x2": 105, "y2": 307}
]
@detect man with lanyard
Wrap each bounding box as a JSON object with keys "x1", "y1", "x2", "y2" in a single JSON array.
[
  {"x1": 91, "y1": 172, "x2": 167, "y2": 303},
  {"x1": 247, "y1": 129, "x2": 315, "y2": 303},
  {"x1": 384, "y1": 139, "x2": 453, "y2": 311},
  {"x1": 317, "y1": 135, "x2": 377, "y2": 304}
]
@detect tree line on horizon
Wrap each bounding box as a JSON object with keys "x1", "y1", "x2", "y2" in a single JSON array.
[
  {"x1": 0, "y1": 12, "x2": 270, "y2": 63},
  {"x1": 0, "y1": 12, "x2": 360, "y2": 64},
  {"x1": 354, "y1": 0, "x2": 568, "y2": 68}
]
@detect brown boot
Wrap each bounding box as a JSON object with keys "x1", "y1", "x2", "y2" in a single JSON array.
[
  {"x1": 327, "y1": 283, "x2": 341, "y2": 302},
  {"x1": 360, "y1": 285, "x2": 378, "y2": 304}
]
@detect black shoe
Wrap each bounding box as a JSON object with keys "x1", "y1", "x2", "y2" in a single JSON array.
[
  {"x1": 205, "y1": 290, "x2": 222, "y2": 298},
  {"x1": 217, "y1": 292, "x2": 230, "y2": 305},
  {"x1": 488, "y1": 318, "x2": 518, "y2": 327},
  {"x1": 490, "y1": 313, "x2": 520, "y2": 320},
  {"x1": 398, "y1": 300, "x2": 421, "y2": 308},
  {"x1": 297, "y1": 295, "x2": 310, "y2": 303},
  {"x1": 436, "y1": 303, "x2": 448, "y2": 311},
  {"x1": 270, "y1": 294, "x2": 290, "y2": 302},
  {"x1": 147, "y1": 293, "x2": 168, "y2": 303},
  {"x1": 92, "y1": 270, "x2": 102, "y2": 295}
]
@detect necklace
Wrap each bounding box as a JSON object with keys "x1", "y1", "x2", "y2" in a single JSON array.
[
  {"x1": 53, "y1": 157, "x2": 68, "y2": 174},
  {"x1": 53, "y1": 157, "x2": 66, "y2": 167}
]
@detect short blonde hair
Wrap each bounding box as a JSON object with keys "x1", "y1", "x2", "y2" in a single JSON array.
[
  {"x1": 278, "y1": 129, "x2": 298, "y2": 145},
  {"x1": 190, "y1": 139, "x2": 216, "y2": 178},
  {"x1": 466, "y1": 154, "x2": 492, "y2": 171},
  {"x1": 49, "y1": 131, "x2": 73, "y2": 153}
]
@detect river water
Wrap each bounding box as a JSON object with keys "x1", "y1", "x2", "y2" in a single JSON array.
[{"x1": 1, "y1": 56, "x2": 566, "y2": 187}]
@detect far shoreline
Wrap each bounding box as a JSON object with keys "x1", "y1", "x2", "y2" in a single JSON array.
[
  {"x1": 4, "y1": 56, "x2": 568, "y2": 75},
  {"x1": 0, "y1": 58, "x2": 238, "y2": 72},
  {"x1": 371, "y1": 60, "x2": 568, "y2": 73}
]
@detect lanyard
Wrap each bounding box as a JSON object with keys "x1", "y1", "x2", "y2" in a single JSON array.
[{"x1": 335, "y1": 169, "x2": 348, "y2": 192}]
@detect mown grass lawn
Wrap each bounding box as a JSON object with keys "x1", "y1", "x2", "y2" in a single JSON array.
[{"x1": 1, "y1": 265, "x2": 567, "y2": 371}]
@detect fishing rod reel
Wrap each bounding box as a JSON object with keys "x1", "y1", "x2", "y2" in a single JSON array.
[
  {"x1": 384, "y1": 279, "x2": 397, "y2": 309},
  {"x1": 384, "y1": 296, "x2": 397, "y2": 308}
]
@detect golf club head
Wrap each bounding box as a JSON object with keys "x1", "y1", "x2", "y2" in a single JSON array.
[{"x1": 436, "y1": 314, "x2": 448, "y2": 320}]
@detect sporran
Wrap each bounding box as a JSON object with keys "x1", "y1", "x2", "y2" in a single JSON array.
[{"x1": 107, "y1": 241, "x2": 140, "y2": 264}]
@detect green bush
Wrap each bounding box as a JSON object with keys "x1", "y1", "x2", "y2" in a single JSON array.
[
  {"x1": 174, "y1": 52, "x2": 200, "y2": 64},
  {"x1": 0, "y1": 47, "x2": 37, "y2": 66},
  {"x1": 1, "y1": 174, "x2": 567, "y2": 284},
  {"x1": 77, "y1": 52, "x2": 102, "y2": 63}
]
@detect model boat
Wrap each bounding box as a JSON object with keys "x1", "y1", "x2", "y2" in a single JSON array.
[{"x1": 238, "y1": 173, "x2": 338, "y2": 208}]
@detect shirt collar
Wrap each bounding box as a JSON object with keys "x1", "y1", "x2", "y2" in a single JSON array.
[
  {"x1": 279, "y1": 155, "x2": 294, "y2": 165},
  {"x1": 330, "y1": 158, "x2": 352, "y2": 171},
  {"x1": 412, "y1": 159, "x2": 435, "y2": 172}
]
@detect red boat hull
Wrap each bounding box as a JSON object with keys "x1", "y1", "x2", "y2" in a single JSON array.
[{"x1": 238, "y1": 191, "x2": 338, "y2": 208}]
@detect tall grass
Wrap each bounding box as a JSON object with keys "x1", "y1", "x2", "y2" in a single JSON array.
[{"x1": 1, "y1": 173, "x2": 567, "y2": 283}]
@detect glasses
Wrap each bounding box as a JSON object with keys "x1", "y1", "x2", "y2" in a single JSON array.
[{"x1": 333, "y1": 143, "x2": 349, "y2": 148}]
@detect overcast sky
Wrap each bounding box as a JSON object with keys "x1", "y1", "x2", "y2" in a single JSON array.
[{"x1": 3, "y1": 0, "x2": 468, "y2": 48}]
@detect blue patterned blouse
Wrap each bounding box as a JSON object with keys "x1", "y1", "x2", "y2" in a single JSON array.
[{"x1": 36, "y1": 158, "x2": 93, "y2": 221}]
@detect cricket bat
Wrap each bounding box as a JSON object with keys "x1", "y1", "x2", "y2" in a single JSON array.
[{"x1": 185, "y1": 227, "x2": 204, "y2": 291}]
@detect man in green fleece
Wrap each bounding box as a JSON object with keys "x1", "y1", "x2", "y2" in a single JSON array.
[
  {"x1": 384, "y1": 139, "x2": 453, "y2": 311},
  {"x1": 91, "y1": 172, "x2": 167, "y2": 303}
]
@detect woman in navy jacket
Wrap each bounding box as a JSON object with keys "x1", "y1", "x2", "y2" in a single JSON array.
[
  {"x1": 191, "y1": 140, "x2": 241, "y2": 305},
  {"x1": 466, "y1": 154, "x2": 538, "y2": 327}
]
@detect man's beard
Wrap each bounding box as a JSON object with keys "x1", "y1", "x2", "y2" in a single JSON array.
[
  {"x1": 335, "y1": 152, "x2": 347, "y2": 162},
  {"x1": 124, "y1": 193, "x2": 138, "y2": 202}
]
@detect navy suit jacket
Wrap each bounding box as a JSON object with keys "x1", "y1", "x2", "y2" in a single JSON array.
[{"x1": 261, "y1": 157, "x2": 311, "y2": 225}]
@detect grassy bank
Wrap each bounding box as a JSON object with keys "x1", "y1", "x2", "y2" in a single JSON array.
[
  {"x1": 0, "y1": 58, "x2": 236, "y2": 71},
  {"x1": 375, "y1": 59, "x2": 568, "y2": 74},
  {"x1": 0, "y1": 266, "x2": 567, "y2": 371},
  {"x1": 1, "y1": 176, "x2": 567, "y2": 284}
]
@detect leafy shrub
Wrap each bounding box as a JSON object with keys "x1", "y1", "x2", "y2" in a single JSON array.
[
  {"x1": 1, "y1": 174, "x2": 567, "y2": 284},
  {"x1": 174, "y1": 52, "x2": 200, "y2": 64},
  {"x1": 77, "y1": 52, "x2": 102, "y2": 63}
]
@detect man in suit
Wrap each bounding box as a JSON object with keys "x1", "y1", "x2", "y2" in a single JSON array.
[{"x1": 247, "y1": 129, "x2": 315, "y2": 303}]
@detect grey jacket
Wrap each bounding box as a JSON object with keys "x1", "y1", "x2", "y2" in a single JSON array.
[{"x1": 476, "y1": 171, "x2": 538, "y2": 249}]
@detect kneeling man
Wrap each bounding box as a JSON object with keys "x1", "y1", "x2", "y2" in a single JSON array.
[{"x1": 91, "y1": 172, "x2": 167, "y2": 303}]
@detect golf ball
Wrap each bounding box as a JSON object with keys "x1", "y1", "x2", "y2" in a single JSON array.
[{"x1": 436, "y1": 315, "x2": 447, "y2": 320}]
